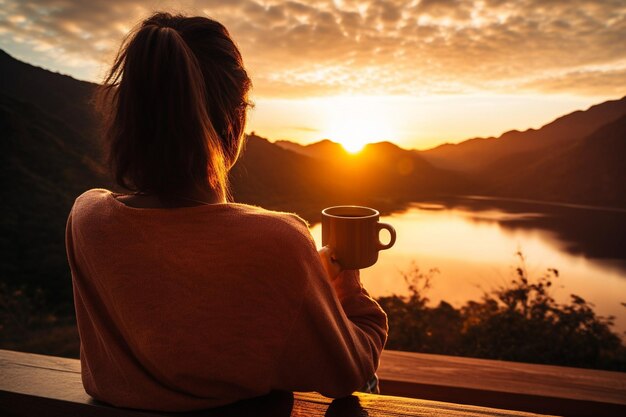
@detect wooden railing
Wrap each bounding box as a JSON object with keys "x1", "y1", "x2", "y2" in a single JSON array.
[
  {"x1": 0, "y1": 349, "x2": 548, "y2": 417},
  {"x1": 377, "y1": 350, "x2": 626, "y2": 417},
  {"x1": 1, "y1": 349, "x2": 625, "y2": 416}
]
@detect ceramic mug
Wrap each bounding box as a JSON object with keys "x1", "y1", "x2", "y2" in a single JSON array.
[{"x1": 321, "y1": 206, "x2": 396, "y2": 270}]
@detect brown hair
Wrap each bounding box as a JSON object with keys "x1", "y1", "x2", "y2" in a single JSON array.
[{"x1": 97, "y1": 12, "x2": 252, "y2": 200}]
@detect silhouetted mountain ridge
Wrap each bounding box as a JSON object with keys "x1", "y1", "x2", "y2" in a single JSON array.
[
  {"x1": 484, "y1": 114, "x2": 626, "y2": 207},
  {"x1": 0, "y1": 49, "x2": 98, "y2": 141},
  {"x1": 275, "y1": 138, "x2": 348, "y2": 159},
  {"x1": 236, "y1": 134, "x2": 471, "y2": 220},
  {"x1": 420, "y1": 96, "x2": 626, "y2": 173},
  {"x1": 0, "y1": 93, "x2": 109, "y2": 305}
]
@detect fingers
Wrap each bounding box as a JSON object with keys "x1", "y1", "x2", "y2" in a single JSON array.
[{"x1": 318, "y1": 246, "x2": 342, "y2": 280}]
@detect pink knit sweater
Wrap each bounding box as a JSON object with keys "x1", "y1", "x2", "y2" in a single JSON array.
[{"x1": 66, "y1": 189, "x2": 388, "y2": 411}]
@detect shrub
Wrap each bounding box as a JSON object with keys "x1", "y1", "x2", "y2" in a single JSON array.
[{"x1": 377, "y1": 253, "x2": 626, "y2": 371}]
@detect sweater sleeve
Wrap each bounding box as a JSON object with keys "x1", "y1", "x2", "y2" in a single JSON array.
[{"x1": 271, "y1": 218, "x2": 388, "y2": 398}]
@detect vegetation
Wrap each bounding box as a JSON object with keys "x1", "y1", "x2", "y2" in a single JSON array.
[
  {"x1": 377, "y1": 252, "x2": 626, "y2": 371},
  {"x1": 0, "y1": 282, "x2": 78, "y2": 357}
]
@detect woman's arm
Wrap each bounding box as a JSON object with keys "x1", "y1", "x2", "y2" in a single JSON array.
[{"x1": 271, "y1": 221, "x2": 388, "y2": 398}]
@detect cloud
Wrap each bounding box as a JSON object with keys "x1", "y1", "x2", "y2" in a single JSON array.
[
  {"x1": 1, "y1": 0, "x2": 624, "y2": 97},
  {"x1": 521, "y1": 66, "x2": 626, "y2": 96}
]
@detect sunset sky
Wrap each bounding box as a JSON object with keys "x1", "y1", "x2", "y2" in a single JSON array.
[{"x1": 1, "y1": 0, "x2": 624, "y2": 150}]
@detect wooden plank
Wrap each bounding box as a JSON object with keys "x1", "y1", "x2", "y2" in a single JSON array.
[
  {"x1": 294, "y1": 391, "x2": 552, "y2": 417},
  {"x1": 0, "y1": 350, "x2": 548, "y2": 417},
  {"x1": 378, "y1": 350, "x2": 626, "y2": 416},
  {"x1": 379, "y1": 350, "x2": 626, "y2": 404}
]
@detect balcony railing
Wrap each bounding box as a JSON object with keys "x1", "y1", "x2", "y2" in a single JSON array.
[{"x1": 1, "y1": 349, "x2": 625, "y2": 416}]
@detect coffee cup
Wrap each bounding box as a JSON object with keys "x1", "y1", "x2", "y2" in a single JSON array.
[{"x1": 321, "y1": 206, "x2": 396, "y2": 270}]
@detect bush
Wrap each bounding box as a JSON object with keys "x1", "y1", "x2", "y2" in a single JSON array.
[
  {"x1": 376, "y1": 252, "x2": 626, "y2": 371},
  {"x1": 0, "y1": 282, "x2": 79, "y2": 357}
]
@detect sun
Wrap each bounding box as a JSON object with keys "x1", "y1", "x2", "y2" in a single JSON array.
[
  {"x1": 343, "y1": 141, "x2": 366, "y2": 154},
  {"x1": 325, "y1": 118, "x2": 387, "y2": 153},
  {"x1": 318, "y1": 96, "x2": 397, "y2": 153}
]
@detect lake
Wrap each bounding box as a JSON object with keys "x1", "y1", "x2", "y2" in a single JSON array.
[{"x1": 310, "y1": 196, "x2": 626, "y2": 335}]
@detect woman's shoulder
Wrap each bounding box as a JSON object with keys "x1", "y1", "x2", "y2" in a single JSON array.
[
  {"x1": 70, "y1": 188, "x2": 116, "y2": 215},
  {"x1": 67, "y1": 188, "x2": 117, "y2": 228},
  {"x1": 230, "y1": 204, "x2": 322, "y2": 279},
  {"x1": 68, "y1": 191, "x2": 316, "y2": 248},
  {"x1": 228, "y1": 203, "x2": 313, "y2": 242},
  {"x1": 74, "y1": 188, "x2": 113, "y2": 204},
  {"x1": 70, "y1": 188, "x2": 110, "y2": 211}
]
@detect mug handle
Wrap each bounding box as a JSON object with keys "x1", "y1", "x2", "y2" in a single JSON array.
[{"x1": 377, "y1": 223, "x2": 396, "y2": 250}]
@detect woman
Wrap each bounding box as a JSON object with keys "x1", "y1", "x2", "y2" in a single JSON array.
[{"x1": 66, "y1": 12, "x2": 387, "y2": 411}]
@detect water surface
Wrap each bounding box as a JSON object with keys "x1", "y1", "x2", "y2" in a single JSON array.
[{"x1": 310, "y1": 196, "x2": 626, "y2": 335}]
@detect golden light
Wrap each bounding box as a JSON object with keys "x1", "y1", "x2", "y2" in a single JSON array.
[
  {"x1": 325, "y1": 118, "x2": 387, "y2": 153},
  {"x1": 318, "y1": 95, "x2": 398, "y2": 154}
]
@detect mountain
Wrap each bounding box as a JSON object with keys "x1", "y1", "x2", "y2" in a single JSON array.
[
  {"x1": 485, "y1": 114, "x2": 626, "y2": 207},
  {"x1": 416, "y1": 94, "x2": 626, "y2": 207},
  {"x1": 274, "y1": 139, "x2": 307, "y2": 154},
  {"x1": 0, "y1": 50, "x2": 98, "y2": 141},
  {"x1": 1, "y1": 51, "x2": 111, "y2": 307},
  {"x1": 230, "y1": 135, "x2": 331, "y2": 220},
  {"x1": 420, "y1": 97, "x2": 626, "y2": 173},
  {"x1": 275, "y1": 139, "x2": 348, "y2": 159},
  {"x1": 0, "y1": 93, "x2": 109, "y2": 307},
  {"x1": 276, "y1": 138, "x2": 472, "y2": 201},
  {"x1": 235, "y1": 135, "x2": 471, "y2": 221}
]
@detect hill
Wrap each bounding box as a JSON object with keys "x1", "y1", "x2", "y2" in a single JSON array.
[
  {"x1": 275, "y1": 139, "x2": 348, "y2": 159},
  {"x1": 485, "y1": 114, "x2": 626, "y2": 207},
  {"x1": 1, "y1": 51, "x2": 110, "y2": 307},
  {"x1": 0, "y1": 93, "x2": 109, "y2": 308},
  {"x1": 420, "y1": 97, "x2": 626, "y2": 173},
  {"x1": 275, "y1": 138, "x2": 472, "y2": 199},
  {"x1": 0, "y1": 50, "x2": 98, "y2": 140},
  {"x1": 230, "y1": 135, "x2": 331, "y2": 220},
  {"x1": 236, "y1": 135, "x2": 471, "y2": 220}
]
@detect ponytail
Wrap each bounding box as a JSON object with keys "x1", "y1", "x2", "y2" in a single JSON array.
[{"x1": 97, "y1": 13, "x2": 250, "y2": 201}]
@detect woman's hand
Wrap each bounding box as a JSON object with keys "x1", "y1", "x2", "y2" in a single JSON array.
[{"x1": 318, "y1": 246, "x2": 342, "y2": 281}]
